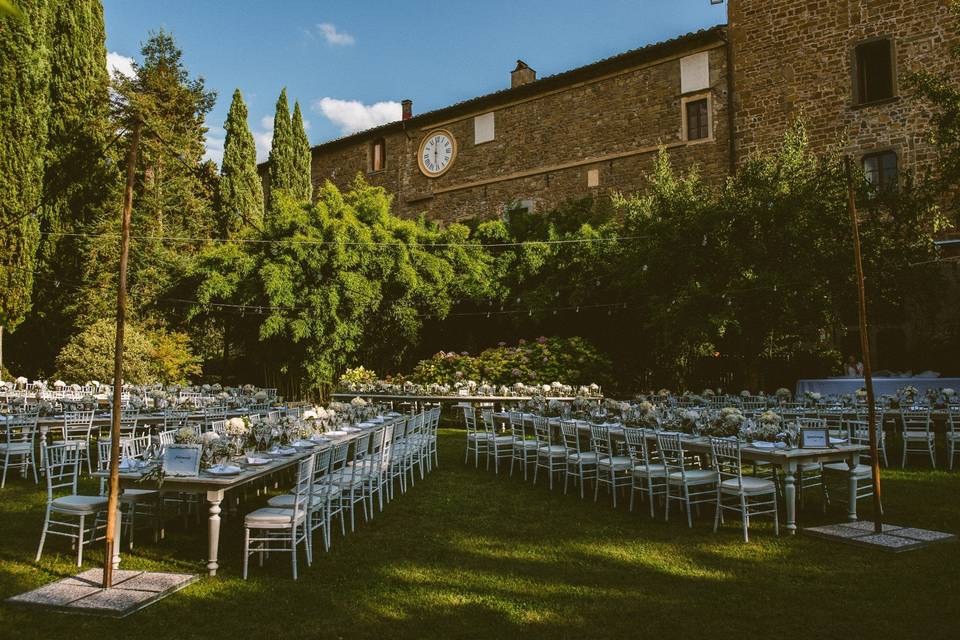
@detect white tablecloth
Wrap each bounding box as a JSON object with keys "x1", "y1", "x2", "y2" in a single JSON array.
[{"x1": 795, "y1": 377, "x2": 960, "y2": 397}]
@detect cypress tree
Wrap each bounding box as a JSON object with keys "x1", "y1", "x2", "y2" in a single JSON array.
[
  {"x1": 219, "y1": 89, "x2": 263, "y2": 234},
  {"x1": 266, "y1": 87, "x2": 294, "y2": 212},
  {"x1": 291, "y1": 100, "x2": 312, "y2": 202},
  {"x1": 0, "y1": 0, "x2": 50, "y2": 366},
  {"x1": 15, "y1": 0, "x2": 113, "y2": 374}
]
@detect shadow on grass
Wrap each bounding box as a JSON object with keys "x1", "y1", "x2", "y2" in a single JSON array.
[{"x1": 0, "y1": 429, "x2": 958, "y2": 639}]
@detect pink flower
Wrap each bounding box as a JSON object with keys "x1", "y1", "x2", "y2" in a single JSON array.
[
  {"x1": 537, "y1": 336, "x2": 547, "y2": 344},
  {"x1": 518, "y1": 339, "x2": 526, "y2": 345}
]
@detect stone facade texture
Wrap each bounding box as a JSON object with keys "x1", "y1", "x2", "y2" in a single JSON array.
[
  {"x1": 302, "y1": 3, "x2": 959, "y2": 222},
  {"x1": 729, "y1": 0, "x2": 960, "y2": 174},
  {"x1": 309, "y1": 32, "x2": 731, "y2": 222}
]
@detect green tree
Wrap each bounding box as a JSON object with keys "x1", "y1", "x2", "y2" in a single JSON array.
[
  {"x1": 15, "y1": 0, "x2": 114, "y2": 375},
  {"x1": 55, "y1": 318, "x2": 200, "y2": 384},
  {"x1": 290, "y1": 100, "x2": 312, "y2": 203},
  {"x1": 266, "y1": 87, "x2": 294, "y2": 213},
  {"x1": 0, "y1": 0, "x2": 50, "y2": 369},
  {"x1": 218, "y1": 88, "x2": 263, "y2": 235}
]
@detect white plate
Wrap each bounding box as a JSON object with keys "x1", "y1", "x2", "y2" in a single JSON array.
[
  {"x1": 245, "y1": 457, "x2": 270, "y2": 466},
  {"x1": 326, "y1": 430, "x2": 348, "y2": 436},
  {"x1": 830, "y1": 437, "x2": 847, "y2": 445},
  {"x1": 291, "y1": 440, "x2": 317, "y2": 448},
  {"x1": 207, "y1": 465, "x2": 242, "y2": 476},
  {"x1": 751, "y1": 441, "x2": 776, "y2": 449}
]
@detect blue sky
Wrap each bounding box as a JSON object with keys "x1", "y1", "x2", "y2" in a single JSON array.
[{"x1": 103, "y1": 0, "x2": 727, "y2": 165}]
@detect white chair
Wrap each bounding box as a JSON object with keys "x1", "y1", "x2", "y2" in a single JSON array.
[
  {"x1": 590, "y1": 424, "x2": 633, "y2": 508},
  {"x1": 901, "y1": 410, "x2": 935, "y2": 467},
  {"x1": 243, "y1": 453, "x2": 314, "y2": 580},
  {"x1": 481, "y1": 409, "x2": 513, "y2": 474},
  {"x1": 35, "y1": 441, "x2": 109, "y2": 566},
  {"x1": 269, "y1": 447, "x2": 337, "y2": 553},
  {"x1": 532, "y1": 416, "x2": 566, "y2": 490},
  {"x1": 508, "y1": 411, "x2": 538, "y2": 480},
  {"x1": 321, "y1": 432, "x2": 372, "y2": 533},
  {"x1": 948, "y1": 408, "x2": 960, "y2": 471},
  {"x1": 847, "y1": 417, "x2": 887, "y2": 467},
  {"x1": 1, "y1": 413, "x2": 39, "y2": 487},
  {"x1": 658, "y1": 432, "x2": 716, "y2": 527},
  {"x1": 96, "y1": 438, "x2": 160, "y2": 550},
  {"x1": 462, "y1": 406, "x2": 487, "y2": 467},
  {"x1": 623, "y1": 427, "x2": 667, "y2": 518},
  {"x1": 62, "y1": 410, "x2": 95, "y2": 475},
  {"x1": 710, "y1": 436, "x2": 778, "y2": 542},
  {"x1": 560, "y1": 420, "x2": 597, "y2": 498}
]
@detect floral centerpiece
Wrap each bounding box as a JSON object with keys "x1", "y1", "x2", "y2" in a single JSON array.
[
  {"x1": 775, "y1": 388, "x2": 791, "y2": 403},
  {"x1": 702, "y1": 407, "x2": 745, "y2": 437}
]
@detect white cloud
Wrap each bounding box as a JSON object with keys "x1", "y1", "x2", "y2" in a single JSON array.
[
  {"x1": 203, "y1": 125, "x2": 225, "y2": 166},
  {"x1": 316, "y1": 22, "x2": 355, "y2": 46},
  {"x1": 253, "y1": 116, "x2": 274, "y2": 163},
  {"x1": 312, "y1": 98, "x2": 401, "y2": 135},
  {"x1": 106, "y1": 51, "x2": 135, "y2": 78}
]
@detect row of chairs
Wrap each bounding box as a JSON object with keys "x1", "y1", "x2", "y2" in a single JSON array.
[
  {"x1": 242, "y1": 408, "x2": 440, "y2": 579},
  {"x1": 465, "y1": 409, "x2": 882, "y2": 542}
]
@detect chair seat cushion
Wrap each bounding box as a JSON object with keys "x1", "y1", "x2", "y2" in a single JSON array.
[
  {"x1": 668, "y1": 469, "x2": 715, "y2": 484},
  {"x1": 245, "y1": 507, "x2": 304, "y2": 527},
  {"x1": 903, "y1": 432, "x2": 934, "y2": 440},
  {"x1": 568, "y1": 451, "x2": 599, "y2": 463},
  {"x1": 268, "y1": 493, "x2": 333, "y2": 509},
  {"x1": 598, "y1": 455, "x2": 632, "y2": 469},
  {"x1": 720, "y1": 476, "x2": 776, "y2": 495},
  {"x1": 466, "y1": 433, "x2": 490, "y2": 441},
  {"x1": 633, "y1": 463, "x2": 667, "y2": 477},
  {"x1": 538, "y1": 445, "x2": 567, "y2": 457},
  {"x1": 822, "y1": 462, "x2": 873, "y2": 478},
  {"x1": 513, "y1": 439, "x2": 539, "y2": 449},
  {"x1": 51, "y1": 494, "x2": 109, "y2": 514},
  {"x1": 0, "y1": 442, "x2": 32, "y2": 453},
  {"x1": 491, "y1": 435, "x2": 515, "y2": 444}
]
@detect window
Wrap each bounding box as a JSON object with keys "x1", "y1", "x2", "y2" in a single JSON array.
[
  {"x1": 855, "y1": 39, "x2": 894, "y2": 105},
  {"x1": 685, "y1": 98, "x2": 709, "y2": 141},
  {"x1": 370, "y1": 138, "x2": 386, "y2": 172},
  {"x1": 862, "y1": 150, "x2": 898, "y2": 191},
  {"x1": 474, "y1": 112, "x2": 495, "y2": 144}
]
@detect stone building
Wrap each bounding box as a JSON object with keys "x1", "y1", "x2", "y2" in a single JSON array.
[{"x1": 290, "y1": 1, "x2": 959, "y2": 222}]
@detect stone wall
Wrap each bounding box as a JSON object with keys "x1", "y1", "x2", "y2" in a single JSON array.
[
  {"x1": 729, "y1": 0, "x2": 960, "y2": 173},
  {"x1": 310, "y1": 43, "x2": 731, "y2": 221}
]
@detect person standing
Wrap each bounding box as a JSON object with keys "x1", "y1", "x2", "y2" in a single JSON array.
[{"x1": 846, "y1": 354, "x2": 864, "y2": 377}]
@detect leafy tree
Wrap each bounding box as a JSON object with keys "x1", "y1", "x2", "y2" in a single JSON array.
[
  {"x1": 290, "y1": 100, "x2": 312, "y2": 203},
  {"x1": 218, "y1": 88, "x2": 263, "y2": 235},
  {"x1": 14, "y1": 0, "x2": 114, "y2": 375},
  {"x1": 905, "y1": 0, "x2": 960, "y2": 216},
  {"x1": 55, "y1": 318, "x2": 200, "y2": 384},
  {"x1": 266, "y1": 87, "x2": 294, "y2": 213},
  {"x1": 0, "y1": 0, "x2": 49, "y2": 369}
]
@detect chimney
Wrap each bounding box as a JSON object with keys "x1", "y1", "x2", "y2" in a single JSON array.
[
  {"x1": 511, "y1": 60, "x2": 536, "y2": 88},
  {"x1": 401, "y1": 99, "x2": 413, "y2": 120}
]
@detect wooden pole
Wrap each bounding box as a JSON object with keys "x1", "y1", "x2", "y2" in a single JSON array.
[
  {"x1": 844, "y1": 156, "x2": 883, "y2": 534},
  {"x1": 103, "y1": 119, "x2": 140, "y2": 588}
]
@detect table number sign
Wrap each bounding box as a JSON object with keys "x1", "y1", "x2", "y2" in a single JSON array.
[
  {"x1": 163, "y1": 444, "x2": 202, "y2": 476},
  {"x1": 799, "y1": 427, "x2": 830, "y2": 449}
]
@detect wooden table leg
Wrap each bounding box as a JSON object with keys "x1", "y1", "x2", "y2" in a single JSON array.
[
  {"x1": 206, "y1": 489, "x2": 224, "y2": 576},
  {"x1": 846, "y1": 452, "x2": 860, "y2": 523},
  {"x1": 782, "y1": 462, "x2": 797, "y2": 535}
]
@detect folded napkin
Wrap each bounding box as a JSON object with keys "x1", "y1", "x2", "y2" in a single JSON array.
[{"x1": 326, "y1": 430, "x2": 348, "y2": 436}]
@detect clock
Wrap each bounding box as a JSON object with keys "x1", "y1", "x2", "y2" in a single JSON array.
[{"x1": 417, "y1": 129, "x2": 457, "y2": 177}]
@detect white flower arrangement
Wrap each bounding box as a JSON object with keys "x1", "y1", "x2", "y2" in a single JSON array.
[
  {"x1": 775, "y1": 388, "x2": 791, "y2": 400},
  {"x1": 201, "y1": 431, "x2": 220, "y2": 446},
  {"x1": 226, "y1": 417, "x2": 249, "y2": 437},
  {"x1": 174, "y1": 427, "x2": 200, "y2": 445},
  {"x1": 944, "y1": 388, "x2": 956, "y2": 397},
  {"x1": 350, "y1": 396, "x2": 367, "y2": 407}
]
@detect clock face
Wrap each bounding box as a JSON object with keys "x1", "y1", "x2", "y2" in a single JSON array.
[{"x1": 418, "y1": 129, "x2": 457, "y2": 177}]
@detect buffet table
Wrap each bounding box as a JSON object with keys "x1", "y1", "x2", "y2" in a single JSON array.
[{"x1": 795, "y1": 377, "x2": 960, "y2": 397}]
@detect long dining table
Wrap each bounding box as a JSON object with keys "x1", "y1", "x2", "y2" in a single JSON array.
[
  {"x1": 492, "y1": 412, "x2": 870, "y2": 535},
  {"x1": 92, "y1": 416, "x2": 400, "y2": 577}
]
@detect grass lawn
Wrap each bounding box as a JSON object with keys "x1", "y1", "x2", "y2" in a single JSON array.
[{"x1": 1, "y1": 428, "x2": 959, "y2": 639}]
